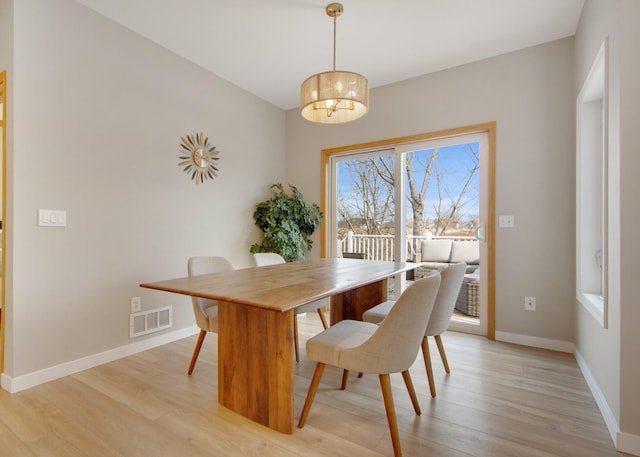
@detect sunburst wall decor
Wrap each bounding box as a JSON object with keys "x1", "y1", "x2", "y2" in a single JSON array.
[{"x1": 178, "y1": 132, "x2": 220, "y2": 184}]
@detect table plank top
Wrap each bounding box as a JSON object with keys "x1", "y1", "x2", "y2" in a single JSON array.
[{"x1": 140, "y1": 257, "x2": 418, "y2": 312}]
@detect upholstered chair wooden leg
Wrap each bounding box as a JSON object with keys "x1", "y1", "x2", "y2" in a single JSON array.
[
  {"x1": 401, "y1": 370, "x2": 421, "y2": 415},
  {"x1": 293, "y1": 314, "x2": 300, "y2": 363},
  {"x1": 434, "y1": 334, "x2": 450, "y2": 373},
  {"x1": 341, "y1": 370, "x2": 349, "y2": 390},
  {"x1": 341, "y1": 369, "x2": 364, "y2": 390},
  {"x1": 379, "y1": 374, "x2": 403, "y2": 457},
  {"x1": 188, "y1": 329, "x2": 207, "y2": 375},
  {"x1": 316, "y1": 308, "x2": 329, "y2": 329},
  {"x1": 421, "y1": 336, "x2": 437, "y2": 397},
  {"x1": 298, "y1": 363, "x2": 326, "y2": 428}
]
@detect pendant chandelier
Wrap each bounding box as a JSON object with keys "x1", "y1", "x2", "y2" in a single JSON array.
[{"x1": 300, "y1": 3, "x2": 369, "y2": 124}]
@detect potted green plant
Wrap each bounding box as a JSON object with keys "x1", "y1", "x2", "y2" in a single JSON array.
[{"x1": 250, "y1": 183, "x2": 323, "y2": 262}]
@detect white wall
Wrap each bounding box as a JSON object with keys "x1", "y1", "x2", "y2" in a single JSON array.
[
  {"x1": 3, "y1": 0, "x2": 285, "y2": 379},
  {"x1": 286, "y1": 37, "x2": 576, "y2": 345}
]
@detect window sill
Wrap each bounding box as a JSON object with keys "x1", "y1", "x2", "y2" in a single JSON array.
[{"x1": 578, "y1": 292, "x2": 606, "y2": 328}]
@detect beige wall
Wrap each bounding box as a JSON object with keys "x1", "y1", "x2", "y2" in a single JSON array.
[
  {"x1": 618, "y1": 0, "x2": 640, "y2": 442},
  {"x1": 0, "y1": 0, "x2": 12, "y2": 84},
  {"x1": 3, "y1": 0, "x2": 285, "y2": 378},
  {"x1": 567, "y1": 0, "x2": 640, "y2": 447},
  {"x1": 618, "y1": 0, "x2": 640, "y2": 438},
  {"x1": 574, "y1": 0, "x2": 621, "y2": 433},
  {"x1": 286, "y1": 37, "x2": 576, "y2": 345}
]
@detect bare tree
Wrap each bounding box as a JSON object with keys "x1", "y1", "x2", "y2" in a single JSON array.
[
  {"x1": 338, "y1": 143, "x2": 479, "y2": 238},
  {"x1": 347, "y1": 151, "x2": 439, "y2": 238},
  {"x1": 338, "y1": 157, "x2": 395, "y2": 234},
  {"x1": 431, "y1": 144, "x2": 479, "y2": 235},
  {"x1": 406, "y1": 149, "x2": 438, "y2": 237}
]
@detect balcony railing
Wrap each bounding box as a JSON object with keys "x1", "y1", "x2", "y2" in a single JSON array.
[{"x1": 338, "y1": 230, "x2": 476, "y2": 261}]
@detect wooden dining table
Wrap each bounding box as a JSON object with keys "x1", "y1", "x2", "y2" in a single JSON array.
[{"x1": 140, "y1": 257, "x2": 418, "y2": 434}]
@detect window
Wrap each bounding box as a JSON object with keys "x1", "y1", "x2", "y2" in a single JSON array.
[{"x1": 577, "y1": 39, "x2": 608, "y2": 327}]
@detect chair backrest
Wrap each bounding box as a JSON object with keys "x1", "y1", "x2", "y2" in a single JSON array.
[
  {"x1": 341, "y1": 271, "x2": 441, "y2": 374},
  {"x1": 187, "y1": 256, "x2": 234, "y2": 330},
  {"x1": 426, "y1": 262, "x2": 467, "y2": 336},
  {"x1": 253, "y1": 252, "x2": 286, "y2": 266}
]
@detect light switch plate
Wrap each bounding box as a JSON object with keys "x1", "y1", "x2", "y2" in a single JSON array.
[
  {"x1": 498, "y1": 215, "x2": 514, "y2": 228},
  {"x1": 38, "y1": 209, "x2": 67, "y2": 227}
]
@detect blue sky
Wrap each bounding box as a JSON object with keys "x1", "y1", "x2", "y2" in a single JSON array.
[{"x1": 337, "y1": 141, "x2": 480, "y2": 222}]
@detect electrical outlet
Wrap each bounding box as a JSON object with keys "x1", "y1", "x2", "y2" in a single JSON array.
[
  {"x1": 524, "y1": 296, "x2": 536, "y2": 311},
  {"x1": 130, "y1": 297, "x2": 141, "y2": 313}
]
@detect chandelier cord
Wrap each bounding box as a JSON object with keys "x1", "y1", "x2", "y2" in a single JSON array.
[{"x1": 332, "y1": 14, "x2": 337, "y2": 71}]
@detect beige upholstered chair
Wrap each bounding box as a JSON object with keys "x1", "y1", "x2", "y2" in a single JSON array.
[
  {"x1": 298, "y1": 271, "x2": 441, "y2": 457},
  {"x1": 186, "y1": 256, "x2": 234, "y2": 375},
  {"x1": 252, "y1": 252, "x2": 285, "y2": 267},
  {"x1": 252, "y1": 253, "x2": 329, "y2": 362},
  {"x1": 363, "y1": 262, "x2": 467, "y2": 397}
]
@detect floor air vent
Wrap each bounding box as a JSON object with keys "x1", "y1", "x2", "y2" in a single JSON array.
[{"x1": 130, "y1": 306, "x2": 172, "y2": 338}]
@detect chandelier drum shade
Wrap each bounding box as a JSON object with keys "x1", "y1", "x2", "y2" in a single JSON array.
[{"x1": 300, "y1": 3, "x2": 369, "y2": 124}]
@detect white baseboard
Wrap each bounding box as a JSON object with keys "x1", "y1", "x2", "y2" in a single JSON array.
[
  {"x1": 1, "y1": 325, "x2": 199, "y2": 394},
  {"x1": 574, "y1": 349, "x2": 619, "y2": 447},
  {"x1": 494, "y1": 331, "x2": 574, "y2": 353},
  {"x1": 575, "y1": 349, "x2": 640, "y2": 456},
  {"x1": 617, "y1": 431, "x2": 640, "y2": 456}
]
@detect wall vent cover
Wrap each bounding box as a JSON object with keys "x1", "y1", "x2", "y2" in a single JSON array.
[{"x1": 129, "y1": 306, "x2": 172, "y2": 338}]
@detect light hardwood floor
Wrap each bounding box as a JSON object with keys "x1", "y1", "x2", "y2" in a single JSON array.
[{"x1": 0, "y1": 313, "x2": 628, "y2": 457}]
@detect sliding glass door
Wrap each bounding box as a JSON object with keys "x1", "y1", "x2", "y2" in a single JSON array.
[{"x1": 323, "y1": 126, "x2": 492, "y2": 336}]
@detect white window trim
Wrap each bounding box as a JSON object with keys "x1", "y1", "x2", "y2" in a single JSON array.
[{"x1": 576, "y1": 38, "x2": 608, "y2": 328}]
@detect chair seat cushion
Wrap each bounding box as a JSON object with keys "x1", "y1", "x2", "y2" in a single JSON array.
[
  {"x1": 306, "y1": 320, "x2": 379, "y2": 367},
  {"x1": 362, "y1": 301, "x2": 395, "y2": 324}
]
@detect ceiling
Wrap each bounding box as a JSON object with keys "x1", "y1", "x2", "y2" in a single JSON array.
[{"x1": 75, "y1": 0, "x2": 585, "y2": 111}]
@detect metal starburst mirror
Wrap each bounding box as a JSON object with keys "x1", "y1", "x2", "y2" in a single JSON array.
[{"x1": 178, "y1": 132, "x2": 220, "y2": 184}]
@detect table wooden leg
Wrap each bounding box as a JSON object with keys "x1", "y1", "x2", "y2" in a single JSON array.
[
  {"x1": 330, "y1": 279, "x2": 388, "y2": 324},
  {"x1": 218, "y1": 300, "x2": 294, "y2": 433}
]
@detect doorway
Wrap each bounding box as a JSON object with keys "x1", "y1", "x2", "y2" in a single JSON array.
[{"x1": 321, "y1": 123, "x2": 495, "y2": 338}]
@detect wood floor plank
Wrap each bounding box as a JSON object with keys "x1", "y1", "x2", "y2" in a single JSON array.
[
  {"x1": 37, "y1": 377, "x2": 218, "y2": 457},
  {"x1": 0, "y1": 316, "x2": 627, "y2": 457},
  {"x1": 0, "y1": 419, "x2": 37, "y2": 457},
  {"x1": 0, "y1": 387, "x2": 124, "y2": 457}
]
